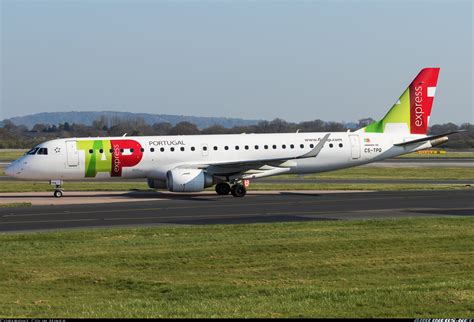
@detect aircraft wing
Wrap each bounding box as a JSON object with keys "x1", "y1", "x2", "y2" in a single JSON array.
[{"x1": 179, "y1": 133, "x2": 330, "y2": 180}]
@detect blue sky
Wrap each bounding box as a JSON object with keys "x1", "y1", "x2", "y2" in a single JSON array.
[{"x1": 1, "y1": 0, "x2": 472, "y2": 124}]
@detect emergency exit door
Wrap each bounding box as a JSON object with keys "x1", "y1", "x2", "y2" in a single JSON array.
[{"x1": 349, "y1": 134, "x2": 361, "y2": 160}]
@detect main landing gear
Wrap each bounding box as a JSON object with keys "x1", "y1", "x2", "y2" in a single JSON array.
[
  {"x1": 215, "y1": 182, "x2": 247, "y2": 197},
  {"x1": 50, "y1": 179, "x2": 64, "y2": 198}
]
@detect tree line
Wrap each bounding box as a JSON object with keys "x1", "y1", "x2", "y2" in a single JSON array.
[{"x1": 0, "y1": 116, "x2": 473, "y2": 149}]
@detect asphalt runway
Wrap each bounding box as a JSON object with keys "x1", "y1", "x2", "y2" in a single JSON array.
[{"x1": 1, "y1": 189, "x2": 472, "y2": 232}]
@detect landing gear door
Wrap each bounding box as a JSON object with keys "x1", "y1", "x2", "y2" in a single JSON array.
[
  {"x1": 66, "y1": 140, "x2": 79, "y2": 167},
  {"x1": 349, "y1": 134, "x2": 361, "y2": 160}
]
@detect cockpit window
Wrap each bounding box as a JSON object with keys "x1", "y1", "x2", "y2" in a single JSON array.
[
  {"x1": 26, "y1": 147, "x2": 39, "y2": 155},
  {"x1": 37, "y1": 148, "x2": 48, "y2": 155}
]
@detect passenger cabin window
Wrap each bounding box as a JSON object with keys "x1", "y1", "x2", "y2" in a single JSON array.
[
  {"x1": 99, "y1": 149, "x2": 104, "y2": 154},
  {"x1": 130, "y1": 148, "x2": 134, "y2": 153},
  {"x1": 37, "y1": 148, "x2": 48, "y2": 155},
  {"x1": 180, "y1": 147, "x2": 185, "y2": 151},
  {"x1": 300, "y1": 144, "x2": 304, "y2": 149},
  {"x1": 264, "y1": 145, "x2": 268, "y2": 149},
  {"x1": 214, "y1": 146, "x2": 218, "y2": 151},
  {"x1": 170, "y1": 147, "x2": 175, "y2": 152},
  {"x1": 140, "y1": 148, "x2": 144, "y2": 152},
  {"x1": 290, "y1": 144, "x2": 294, "y2": 149},
  {"x1": 272, "y1": 145, "x2": 277, "y2": 149},
  {"x1": 202, "y1": 146, "x2": 207, "y2": 151},
  {"x1": 329, "y1": 143, "x2": 334, "y2": 148},
  {"x1": 245, "y1": 145, "x2": 249, "y2": 150},
  {"x1": 255, "y1": 145, "x2": 259, "y2": 150},
  {"x1": 339, "y1": 143, "x2": 343, "y2": 148},
  {"x1": 150, "y1": 148, "x2": 155, "y2": 152},
  {"x1": 191, "y1": 147, "x2": 195, "y2": 151},
  {"x1": 225, "y1": 146, "x2": 229, "y2": 150},
  {"x1": 89, "y1": 149, "x2": 93, "y2": 154},
  {"x1": 27, "y1": 147, "x2": 39, "y2": 155},
  {"x1": 160, "y1": 148, "x2": 164, "y2": 152},
  {"x1": 235, "y1": 146, "x2": 239, "y2": 150},
  {"x1": 282, "y1": 145, "x2": 286, "y2": 149},
  {"x1": 310, "y1": 144, "x2": 314, "y2": 148}
]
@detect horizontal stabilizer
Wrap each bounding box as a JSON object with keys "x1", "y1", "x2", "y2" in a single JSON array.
[{"x1": 393, "y1": 130, "x2": 465, "y2": 146}]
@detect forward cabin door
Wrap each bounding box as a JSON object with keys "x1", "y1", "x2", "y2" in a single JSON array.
[
  {"x1": 349, "y1": 134, "x2": 361, "y2": 160},
  {"x1": 65, "y1": 140, "x2": 79, "y2": 167}
]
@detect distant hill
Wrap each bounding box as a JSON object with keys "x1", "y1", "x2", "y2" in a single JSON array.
[{"x1": 6, "y1": 111, "x2": 262, "y2": 129}]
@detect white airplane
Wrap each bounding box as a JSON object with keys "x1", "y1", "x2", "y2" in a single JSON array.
[{"x1": 5, "y1": 68, "x2": 460, "y2": 198}]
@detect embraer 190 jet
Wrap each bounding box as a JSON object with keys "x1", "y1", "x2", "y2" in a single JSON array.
[{"x1": 5, "y1": 68, "x2": 460, "y2": 197}]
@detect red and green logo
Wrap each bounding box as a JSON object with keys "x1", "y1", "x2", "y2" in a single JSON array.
[
  {"x1": 364, "y1": 68, "x2": 440, "y2": 135},
  {"x1": 77, "y1": 139, "x2": 143, "y2": 177}
]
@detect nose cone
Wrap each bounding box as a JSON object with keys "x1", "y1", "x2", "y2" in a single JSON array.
[
  {"x1": 5, "y1": 160, "x2": 21, "y2": 178},
  {"x1": 4, "y1": 163, "x2": 14, "y2": 177}
]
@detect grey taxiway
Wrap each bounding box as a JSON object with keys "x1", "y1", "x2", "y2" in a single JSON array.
[{"x1": 1, "y1": 189, "x2": 472, "y2": 232}]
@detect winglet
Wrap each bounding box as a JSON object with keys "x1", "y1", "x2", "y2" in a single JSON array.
[{"x1": 297, "y1": 133, "x2": 330, "y2": 159}]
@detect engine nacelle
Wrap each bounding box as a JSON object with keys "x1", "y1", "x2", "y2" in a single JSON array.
[
  {"x1": 166, "y1": 168, "x2": 214, "y2": 192},
  {"x1": 147, "y1": 179, "x2": 167, "y2": 189}
]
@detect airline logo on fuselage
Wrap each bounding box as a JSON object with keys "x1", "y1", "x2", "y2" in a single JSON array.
[{"x1": 77, "y1": 139, "x2": 143, "y2": 177}]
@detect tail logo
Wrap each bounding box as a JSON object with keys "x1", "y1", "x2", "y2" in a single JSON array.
[
  {"x1": 414, "y1": 86, "x2": 424, "y2": 128},
  {"x1": 364, "y1": 68, "x2": 440, "y2": 135}
]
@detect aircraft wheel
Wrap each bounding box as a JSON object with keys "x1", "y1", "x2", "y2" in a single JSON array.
[
  {"x1": 54, "y1": 190, "x2": 63, "y2": 198},
  {"x1": 215, "y1": 183, "x2": 231, "y2": 195},
  {"x1": 231, "y1": 184, "x2": 247, "y2": 198}
]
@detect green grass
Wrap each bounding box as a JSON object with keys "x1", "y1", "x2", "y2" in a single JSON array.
[
  {"x1": 0, "y1": 149, "x2": 27, "y2": 162},
  {"x1": 0, "y1": 217, "x2": 472, "y2": 318},
  {"x1": 279, "y1": 167, "x2": 474, "y2": 180},
  {"x1": 0, "y1": 180, "x2": 471, "y2": 193},
  {"x1": 398, "y1": 151, "x2": 474, "y2": 158},
  {"x1": 0, "y1": 181, "x2": 151, "y2": 193},
  {"x1": 250, "y1": 183, "x2": 471, "y2": 191},
  {"x1": 0, "y1": 202, "x2": 31, "y2": 208}
]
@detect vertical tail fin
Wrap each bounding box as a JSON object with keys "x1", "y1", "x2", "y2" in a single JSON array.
[{"x1": 363, "y1": 68, "x2": 440, "y2": 135}]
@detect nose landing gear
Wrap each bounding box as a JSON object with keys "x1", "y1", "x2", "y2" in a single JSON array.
[{"x1": 50, "y1": 179, "x2": 64, "y2": 198}]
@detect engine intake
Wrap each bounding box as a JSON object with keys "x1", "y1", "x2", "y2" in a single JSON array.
[{"x1": 166, "y1": 168, "x2": 214, "y2": 192}]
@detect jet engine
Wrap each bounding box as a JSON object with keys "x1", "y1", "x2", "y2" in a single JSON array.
[{"x1": 166, "y1": 168, "x2": 214, "y2": 192}]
